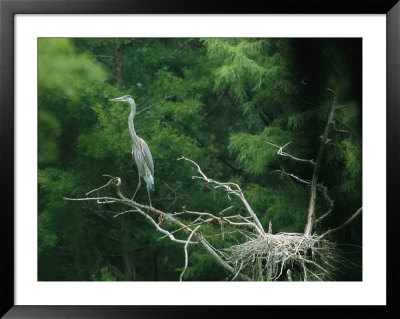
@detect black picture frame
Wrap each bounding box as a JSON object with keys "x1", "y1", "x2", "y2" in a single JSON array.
[{"x1": 1, "y1": 0, "x2": 398, "y2": 318}]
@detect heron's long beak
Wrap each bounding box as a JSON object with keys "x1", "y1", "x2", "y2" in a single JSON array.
[{"x1": 109, "y1": 96, "x2": 125, "y2": 102}]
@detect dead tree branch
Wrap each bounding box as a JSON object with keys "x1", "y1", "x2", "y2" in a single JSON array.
[
  {"x1": 65, "y1": 151, "x2": 360, "y2": 281},
  {"x1": 274, "y1": 168, "x2": 311, "y2": 185},
  {"x1": 304, "y1": 89, "x2": 337, "y2": 236},
  {"x1": 178, "y1": 156, "x2": 266, "y2": 237},
  {"x1": 180, "y1": 225, "x2": 201, "y2": 281},
  {"x1": 319, "y1": 207, "x2": 362, "y2": 239},
  {"x1": 314, "y1": 184, "x2": 334, "y2": 227},
  {"x1": 65, "y1": 170, "x2": 253, "y2": 281},
  {"x1": 265, "y1": 141, "x2": 315, "y2": 165},
  {"x1": 265, "y1": 89, "x2": 361, "y2": 238}
]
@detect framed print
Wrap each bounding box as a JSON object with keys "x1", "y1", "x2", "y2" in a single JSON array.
[{"x1": 1, "y1": 0, "x2": 399, "y2": 318}]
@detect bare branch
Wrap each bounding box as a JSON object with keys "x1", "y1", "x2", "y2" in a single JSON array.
[
  {"x1": 314, "y1": 184, "x2": 334, "y2": 226},
  {"x1": 333, "y1": 121, "x2": 349, "y2": 134},
  {"x1": 334, "y1": 104, "x2": 348, "y2": 111},
  {"x1": 319, "y1": 207, "x2": 362, "y2": 239},
  {"x1": 180, "y1": 225, "x2": 201, "y2": 281},
  {"x1": 65, "y1": 173, "x2": 254, "y2": 280},
  {"x1": 178, "y1": 156, "x2": 266, "y2": 237},
  {"x1": 197, "y1": 235, "x2": 251, "y2": 281},
  {"x1": 273, "y1": 168, "x2": 311, "y2": 185},
  {"x1": 133, "y1": 207, "x2": 197, "y2": 245},
  {"x1": 181, "y1": 210, "x2": 257, "y2": 228},
  {"x1": 265, "y1": 141, "x2": 315, "y2": 166}
]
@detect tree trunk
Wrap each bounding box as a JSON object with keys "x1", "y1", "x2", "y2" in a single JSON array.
[
  {"x1": 120, "y1": 214, "x2": 136, "y2": 280},
  {"x1": 153, "y1": 251, "x2": 159, "y2": 281},
  {"x1": 304, "y1": 97, "x2": 336, "y2": 236},
  {"x1": 115, "y1": 40, "x2": 123, "y2": 90}
]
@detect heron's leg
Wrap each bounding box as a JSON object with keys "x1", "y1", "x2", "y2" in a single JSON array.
[
  {"x1": 131, "y1": 178, "x2": 141, "y2": 201},
  {"x1": 146, "y1": 185, "x2": 152, "y2": 208}
]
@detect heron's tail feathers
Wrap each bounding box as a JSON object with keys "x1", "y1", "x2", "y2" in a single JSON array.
[{"x1": 144, "y1": 174, "x2": 155, "y2": 191}]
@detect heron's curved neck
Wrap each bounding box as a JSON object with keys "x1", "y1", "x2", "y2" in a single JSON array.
[{"x1": 128, "y1": 99, "x2": 140, "y2": 146}]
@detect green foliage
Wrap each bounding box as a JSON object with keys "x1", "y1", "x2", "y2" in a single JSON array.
[
  {"x1": 38, "y1": 38, "x2": 362, "y2": 281},
  {"x1": 38, "y1": 38, "x2": 106, "y2": 101},
  {"x1": 91, "y1": 266, "x2": 117, "y2": 281},
  {"x1": 179, "y1": 249, "x2": 227, "y2": 281},
  {"x1": 229, "y1": 126, "x2": 292, "y2": 175},
  {"x1": 38, "y1": 210, "x2": 58, "y2": 253},
  {"x1": 38, "y1": 111, "x2": 61, "y2": 164}
]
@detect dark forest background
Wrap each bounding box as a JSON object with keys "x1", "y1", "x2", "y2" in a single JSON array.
[{"x1": 38, "y1": 38, "x2": 362, "y2": 281}]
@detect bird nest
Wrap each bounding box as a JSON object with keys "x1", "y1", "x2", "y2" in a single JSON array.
[{"x1": 223, "y1": 233, "x2": 342, "y2": 281}]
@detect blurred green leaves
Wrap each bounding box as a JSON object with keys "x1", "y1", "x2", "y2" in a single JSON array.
[{"x1": 38, "y1": 38, "x2": 106, "y2": 101}]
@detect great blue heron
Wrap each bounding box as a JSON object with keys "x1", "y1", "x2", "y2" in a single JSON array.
[{"x1": 109, "y1": 95, "x2": 154, "y2": 206}]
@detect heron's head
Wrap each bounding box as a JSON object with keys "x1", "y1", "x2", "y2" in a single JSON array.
[{"x1": 109, "y1": 95, "x2": 134, "y2": 103}]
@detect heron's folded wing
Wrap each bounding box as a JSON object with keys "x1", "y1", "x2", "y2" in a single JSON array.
[{"x1": 140, "y1": 138, "x2": 154, "y2": 177}]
